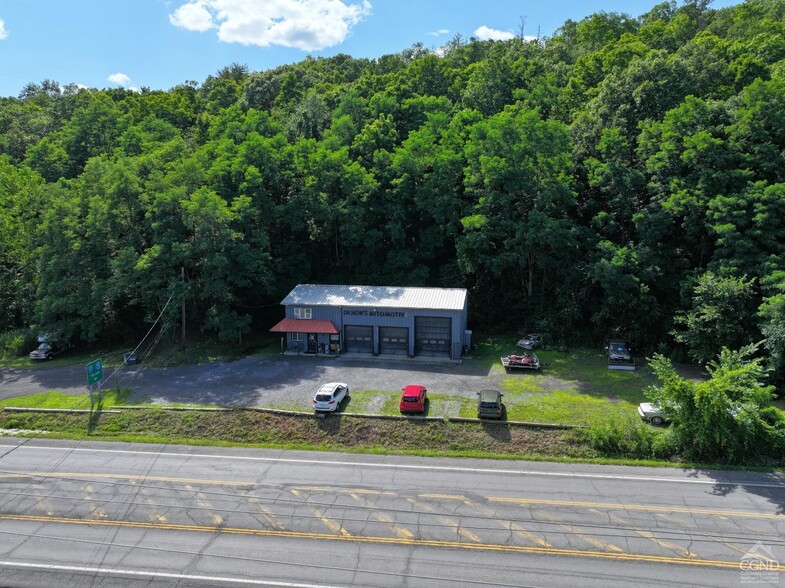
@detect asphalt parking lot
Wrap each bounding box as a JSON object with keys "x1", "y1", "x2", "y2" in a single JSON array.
[{"x1": 0, "y1": 354, "x2": 500, "y2": 409}]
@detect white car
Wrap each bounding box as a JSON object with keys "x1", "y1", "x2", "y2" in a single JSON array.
[
  {"x1": 638, "y1": 402, "x2": 668, "y2": 425},
  {"x1": 312, "y1": 382, "x2": 349, "y2": 412}
]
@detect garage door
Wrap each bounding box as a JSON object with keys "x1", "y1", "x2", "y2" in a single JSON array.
[
  {"x1": 414, "y1": 317, "x2": 451, "y2": 357},
  {"x1": 379, "y1": 327, "x2": 408, "y2": 355},
  {"x1": 345, "y1": 325, "x2": 373, "y2": 353}
]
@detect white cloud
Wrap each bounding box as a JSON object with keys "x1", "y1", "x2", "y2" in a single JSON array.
[
  {"x1": 0, "y1": 18, "x2": 8, "y2": 40},
  {"x1": 473, "y1": 25, "x2": 515, "y2": 41},
  {"x1": 108, "y1": 73, "x2": 132, "y2": 86},
  {"x1": 169, "y1": 1, "x2": 216, "y2": 32},
  {"x1": 428, "y1": 28, "x2": 449, "y2": 37},
  {"x1": 169, "y1": 0, "x2": 371, "y2": 51}
]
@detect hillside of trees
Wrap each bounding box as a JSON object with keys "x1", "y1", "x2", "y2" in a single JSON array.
[{"x1": 1, "y1": 0, "x2": 784, "y2": 385}]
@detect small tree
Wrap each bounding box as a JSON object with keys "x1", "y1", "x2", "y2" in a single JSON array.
[
  {"x1": 647, "y1": 344, "x2": 783, "y2": 463},
  {"x1": 758, "y1": 271, "x2": 785, "y2": 386},
  {"x1": 672, "y1": 272, "x2": 756, "y2": 363}
]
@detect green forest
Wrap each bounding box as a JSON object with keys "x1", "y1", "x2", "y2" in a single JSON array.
[{"x1": 1, "y1": 0, "x2": 785, "y2": 385}]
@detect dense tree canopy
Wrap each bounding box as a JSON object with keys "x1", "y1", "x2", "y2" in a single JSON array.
[{"x1": 2, "y1": 0, "x2": 785, "y2": 390}]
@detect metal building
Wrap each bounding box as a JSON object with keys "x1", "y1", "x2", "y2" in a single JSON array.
[{"x1": 270, "y1": 284, "x2": 469, "y2": 360}]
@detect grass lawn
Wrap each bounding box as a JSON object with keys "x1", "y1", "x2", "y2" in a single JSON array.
[
  {"x1": 342, "y1": 390, "x2": 473, "y2": 419},
  {"x1": 465, "y1": 338, "x2": 659, "y2": 426},
  {"x1": 1, "y1": 389, "x2": 137, "y2": 409},
  {"x1": 341, "y1": 389, "x2": 397, "y2": 415},
  {"x1": 273, "y1": 390, "x2": 475, "y2": 420}
]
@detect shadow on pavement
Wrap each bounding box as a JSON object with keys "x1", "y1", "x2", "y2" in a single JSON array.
[{"x1": 686, "y1": 468, "x2": 785, "y2": 515}]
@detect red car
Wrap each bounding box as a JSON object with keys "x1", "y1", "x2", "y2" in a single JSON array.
[{"x1": 399, "y1": 385, "x2": 427, "y2": 414}]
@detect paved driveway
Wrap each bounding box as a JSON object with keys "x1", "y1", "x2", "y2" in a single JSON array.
[{"x1": 0, "y1": 354, "x2": 499, "y2": 408}]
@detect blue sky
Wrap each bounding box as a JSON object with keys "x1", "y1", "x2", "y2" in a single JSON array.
[{"x1": 0, "y1": 0, "x2": 742, "y2": 98}]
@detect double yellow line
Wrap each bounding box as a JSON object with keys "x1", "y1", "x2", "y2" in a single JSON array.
[
  {"x1": 0, "y1": 472, "x2": 249, "y2": 487},
  {"x1": 488, "y1": 496, "x2": 785, "y2": 521},
  {"x1": 4, "y1": 472, "x2": 780, "y2": 570},
  {"x1": 0, "y1": 513, "x2": 752, "y2": 570}
]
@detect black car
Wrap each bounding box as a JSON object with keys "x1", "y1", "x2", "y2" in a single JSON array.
[{"x1": 29, "y1": 341, "x2": 66, "y2": 361}]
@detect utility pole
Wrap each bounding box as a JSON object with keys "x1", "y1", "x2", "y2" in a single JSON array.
[{"x1": 181, "y1": 266, "x2": 186, "y2": 349}]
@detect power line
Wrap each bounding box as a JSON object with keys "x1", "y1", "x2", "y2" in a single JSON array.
[
  {"x1": 101, "y1": 289, "x2": 176, "y2": 388},
  {"x1": 0, "y1": 289, "x2": 180, "y2": 517}
]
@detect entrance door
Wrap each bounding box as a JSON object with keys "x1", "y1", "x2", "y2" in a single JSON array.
[
  {"x1": 306, "y1": 333, "x2": 318, "y2": 354},
  {"x1": 379, "y1": 327, "x2": 408, "y2": 355},
  {"x1": 414, "y1": 317, "x2": 451, "y2": 357},
  {"x1": 344, "y1": 325, "x2": 373, "y2": 353}
]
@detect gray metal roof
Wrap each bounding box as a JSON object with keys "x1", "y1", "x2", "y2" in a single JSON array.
[{"x1": 281, "y1": 284, "x2": 468, "y2": 311}]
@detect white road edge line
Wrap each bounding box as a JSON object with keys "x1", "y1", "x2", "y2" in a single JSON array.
[
  {"x1": 0, "y1": 560, "x2": 347, "y2": 588},
  {"x1": 1, "y1": 444, "x2": 783, "y2": 489}
]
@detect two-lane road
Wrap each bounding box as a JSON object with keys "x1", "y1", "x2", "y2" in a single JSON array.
[{"x1": 0, "y1": 439, "x2": 783, "y2": 587}]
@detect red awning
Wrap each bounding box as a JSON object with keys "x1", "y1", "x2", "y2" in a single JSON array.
[{"x1": 269, "y1": 318, "x2": 339, "y2": 334}]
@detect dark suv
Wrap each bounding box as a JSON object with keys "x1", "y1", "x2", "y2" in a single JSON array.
[
  {"x1": 604, "y1": 338, "x2": 631, "y2": 363},
  {"x1": 477, "y1": 389, "x2": 504, "y2": 420},
  {"x1": 29, "y1": 341, "x2": 66, "y2": 361}
]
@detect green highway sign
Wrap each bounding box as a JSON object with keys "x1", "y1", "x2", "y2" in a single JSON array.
[{"x1": 86, "y1": 358, "x2": 103, "y2": 386}]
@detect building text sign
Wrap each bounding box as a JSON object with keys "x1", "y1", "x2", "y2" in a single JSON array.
[{"x1": 343, "y1": 309, "x2": 406, "y2": 318}]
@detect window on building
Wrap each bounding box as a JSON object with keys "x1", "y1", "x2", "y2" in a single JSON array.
[
  {"x1": 292, "y1": 332, "x2": 304, "y2": 341},
  {"x1": 293, "y1": 307, "x2": 312, "y2": 319}
]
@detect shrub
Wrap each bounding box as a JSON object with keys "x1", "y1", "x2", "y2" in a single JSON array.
[
  {"x1": 648, "y1": 346, "x2": 783, "y2": 463},
  {"x1": 0, "y1": 329, "x2": 37, "y2": 357},
  {"x1": 585, "y1": 416, "x2": 674, "y2": 459},
  {"x1": 1, "y1": 418, "x2": 22, "y2": 429},
  {"x1": 760, "y1": 406, "x2": 785, "y2": 456}
]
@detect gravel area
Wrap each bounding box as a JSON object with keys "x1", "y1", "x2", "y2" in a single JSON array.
[{"x1": 0, "y1": 354, "x2": 507, "y2": 408}]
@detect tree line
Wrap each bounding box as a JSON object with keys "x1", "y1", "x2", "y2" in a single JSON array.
[{"x1": 1, "y1": 0, "x2": 785, "y2": 388}]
